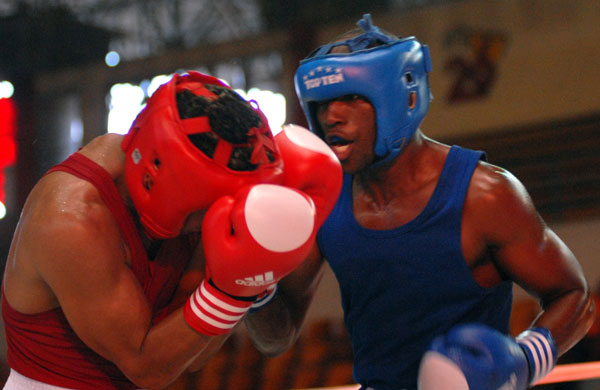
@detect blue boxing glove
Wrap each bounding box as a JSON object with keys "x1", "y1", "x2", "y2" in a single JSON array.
[{"x1": 418, "y1": 323, "x2": 557, "y2": 390}]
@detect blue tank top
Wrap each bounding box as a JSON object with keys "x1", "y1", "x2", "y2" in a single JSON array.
[{"x1": 317, "y1": 146, "x2": 513, "y2": 390}]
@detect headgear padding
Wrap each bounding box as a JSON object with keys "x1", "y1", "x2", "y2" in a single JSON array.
[
  {"x1": 294, "y1": 14, "x2": 433, "y2": 165},
  {"x1": 121, "y1": 71, "x2": 283, "y2": 239}
]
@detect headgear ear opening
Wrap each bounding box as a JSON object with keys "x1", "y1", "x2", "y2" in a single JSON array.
[{"x1": 294, "y1": 13, "x2": 433, "y2": 166}]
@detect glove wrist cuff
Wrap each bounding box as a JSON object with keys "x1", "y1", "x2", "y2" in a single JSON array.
[
  {"x1": 248, "y1": 284, "x2": 278, "y2": 313},
  {"x1": 516, "y1": 327, "x2": 557, "y2": 385},
  {"x1": 207, "y1": 278, "x2": 257, "y2": 302},
  {"x1": 184, "y1": 280, "x2": 252, "y2": 336}
]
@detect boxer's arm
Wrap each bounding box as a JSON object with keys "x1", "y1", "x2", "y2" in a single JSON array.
[
  {"x1": 467, "y1": 163, "x2": 594, "y2": 355},
  {"x1": 244, "y1": 242, "x2": 325, "y2": 357},
  {"x1": 425, "y1": 163, "x2": 597, "y2": 389},
  {"x1": 419, "y1": 164, "x2": 594, "y2": 390},
  {"x1": 160, "y1": 239, "x2": 236, "y2": 373},
  {"x1": 30, "y1": 207, "x2": 213, "y2": 390},
  {"x1": 185, "y1": 329, "x2": 236, "y2": 372},
  {"x1": 29, "y1": 184, "x2": 314, "y2": 388}
]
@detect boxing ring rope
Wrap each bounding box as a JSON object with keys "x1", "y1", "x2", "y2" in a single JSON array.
[
  {"x1": 534, "y1": 361, "x2": 600, "y2": 385},
  {"x1": 294, "y1": 361, "x2": 600, "y2": 389}
]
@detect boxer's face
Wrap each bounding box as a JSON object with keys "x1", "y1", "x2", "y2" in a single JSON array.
[{"x1": 316, "y1": 95, "x2": 377, "y2": 174}]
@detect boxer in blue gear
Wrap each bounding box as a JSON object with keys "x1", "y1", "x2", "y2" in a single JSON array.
[
  {"x1": 295, "y1": 13, "x2": 432, "y2": 166},
  {"x1": 244, "y1": 14, "x2": 595, "y2": 390}
]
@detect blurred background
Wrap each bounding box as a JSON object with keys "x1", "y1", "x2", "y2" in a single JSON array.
[{"x1": 0, "y1": 0, "x2": 599, "y2": 389}]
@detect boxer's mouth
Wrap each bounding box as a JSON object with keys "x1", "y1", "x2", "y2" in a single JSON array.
[
  {"x1": 326, "y1": 135, "x2": 353, "y2": 161},
  {"x1": 326, "y1": 135, "x2": 352, "y2": 146}
]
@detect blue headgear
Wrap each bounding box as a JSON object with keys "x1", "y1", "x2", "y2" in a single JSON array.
[{"x1": 294, "y1": 14, "x2": 433, "y2": 165}]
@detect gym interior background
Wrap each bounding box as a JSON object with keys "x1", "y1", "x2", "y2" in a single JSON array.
[{"x1": 0, "y1": 0, "x2": 598, "y2": 388}]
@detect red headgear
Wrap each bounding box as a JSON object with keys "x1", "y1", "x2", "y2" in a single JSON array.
[{"x1": 121, "y1": 71, "x2": 283, "y2": 238}]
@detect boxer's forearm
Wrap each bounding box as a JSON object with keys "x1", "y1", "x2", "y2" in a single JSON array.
[
  {"x1": 244, "y1": 296, "x2": 299, "y2": 357},
  {"x1": 245, "y1": 246, "x2": 326, "y2": 357},
  {"x1": 532, "y1": 286, "x2": 595, "y2": 356},
  {"x1": 186, "y1": 332, "x2": 233, "y2": 372}
]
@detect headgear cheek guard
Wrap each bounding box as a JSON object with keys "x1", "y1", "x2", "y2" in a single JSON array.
[
  {"x1": 294, "y1": 14, "x2": 433, "y2": 165},
  {"x1": 121, "y1": 71, "x2": 283, "y2": 239}
]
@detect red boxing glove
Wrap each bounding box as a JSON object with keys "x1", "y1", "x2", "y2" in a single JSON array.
[
  {"x1": 184, "y1": 184, "x2": 316, "y2": 335},
  {"x1": 274, "y1": 124, "x2": 343, "y2": 229}
]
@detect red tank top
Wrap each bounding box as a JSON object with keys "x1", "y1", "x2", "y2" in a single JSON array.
[{"x1": 2, "y1": 152, "x2": 195, "y2": 389}]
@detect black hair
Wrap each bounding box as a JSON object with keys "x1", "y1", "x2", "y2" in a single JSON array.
[{"x1": 176, "y1": 86, "x2": 263, "y2": 171}]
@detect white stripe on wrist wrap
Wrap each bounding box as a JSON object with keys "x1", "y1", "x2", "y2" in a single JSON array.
[
  {"x1": 516, "y1": 327, "x2": 557, "y2": 384},
  {"x1": 183, "y1": 280, "x2": 252, "y2": 336}
]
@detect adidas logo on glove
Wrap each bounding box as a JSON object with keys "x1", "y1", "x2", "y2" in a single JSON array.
[{"x1": 235, "y1": 272, "x2": 274, "y2": 286}]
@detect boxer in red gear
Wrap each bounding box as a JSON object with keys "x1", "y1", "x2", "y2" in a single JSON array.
[{"x1": 1, "y1": 71, "x2": 342, "y2": 390}]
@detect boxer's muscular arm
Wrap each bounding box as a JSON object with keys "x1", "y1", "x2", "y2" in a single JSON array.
[
  {"x1": 161, "y1": 239, "x2": 235, "y2": 373},
  {"x1": 418, "y1": 163, "x2": 595, "y2": 390},
  {"x1": 466, "y1": 162, "x2": 595, "y2": 355},
  {"x1": 25, "y1": 199, "x2": 213, "y2": 390},
  {"x1": 245, "y1": 242, "x2": 325, "y2": 357}
]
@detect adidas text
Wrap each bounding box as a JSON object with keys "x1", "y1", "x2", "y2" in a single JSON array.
[{"x1": 235, "y1": 272, "x2": 274, "y2": 286}]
